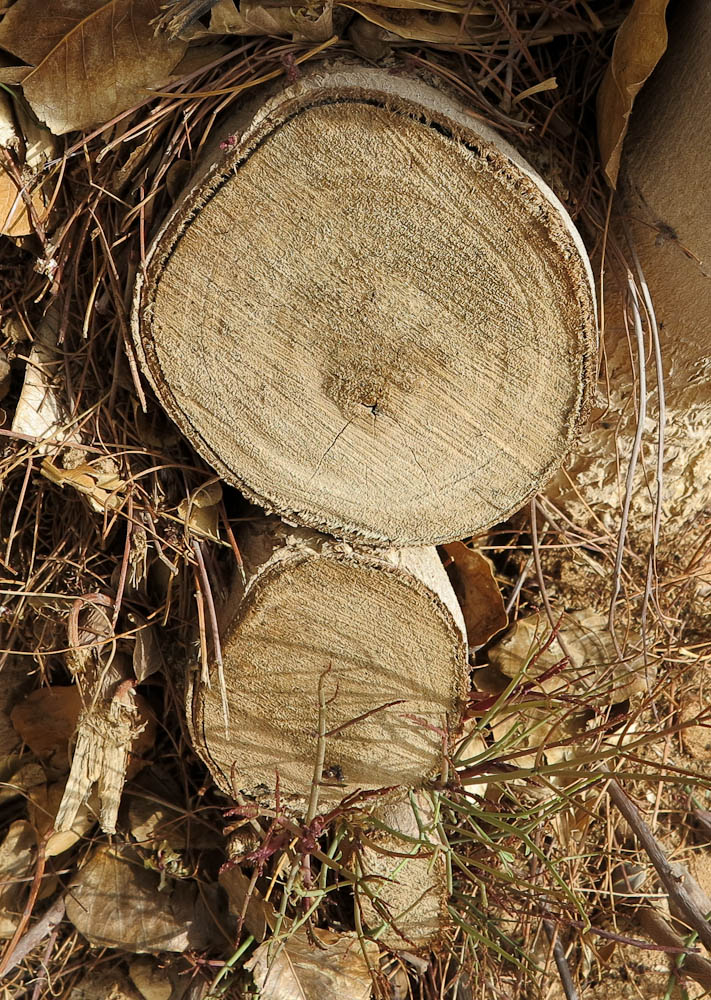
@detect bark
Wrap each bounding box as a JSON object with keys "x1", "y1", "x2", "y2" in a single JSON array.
[
  {"x1": 186, "y1": 519, "x2": 468, "y2": 809},
  {"x1": 133, "y1": 63, "x2": 596, "y2": 547},
  {"x1": 548, "y1": 4, "x2": 711, "y2": 543}
]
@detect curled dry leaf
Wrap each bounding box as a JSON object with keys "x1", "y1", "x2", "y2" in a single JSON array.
[
  {"x1": 245, "y1": 926, "x2": 379, "y2": 1000},
  {"x1": 130, "y1": 616, "x2": 162, "y2": 684},
  {"x1": 177, "y1": 479, "x2": 222, "y2": 540},
  {"x1": 489, "y1": 610, "x2": 651, "y2": 704},
  {"x1": 597, "y1": 0, "x2": 671, "y2": 187},
  {"x1": 66, "y1": 844, "x2": 211, "y2": 953},
  {"x1": 28, "y1": 779, "x2": 97, "y2": 857},
  {"x1": 128, "y1": 797, "x2": 188, "y2": 851},
  {"x1": 478, "y1": 610, "x2": 652, "y2": 766},
  {"x1": 0, "y1": 820, "x2": 36, "y2": 939},
  {"x1": 208, "y1": 0, "x2": 334, "y2": 42},
  {"x1": 41, "y1": 456, "x2": 127, "y2": 513},
  {"x1": 0, "y1": 0, "x2": 187, "y2": 135},
  {"x1": 11, "y1": 306, "x2": 66, "y2": 453},
  {"x1": 442, "y1": 541, "x2": 507, "y2": 648}
]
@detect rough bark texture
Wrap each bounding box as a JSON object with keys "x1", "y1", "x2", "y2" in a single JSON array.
[
  {"x1": 548, "y1": 3, "x2": 711, "y2": 538},
  {"x1": 133, "y1": 64, "x2": 596, "y2": 547},
  {"x1": 187, "y1": 520, "x2": 468, "y2": 809}
]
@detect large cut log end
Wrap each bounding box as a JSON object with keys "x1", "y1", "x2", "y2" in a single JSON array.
[
  {"x1": 187, "y1": 524, "x2": 468, "y2": 809},
  {"x1": 133, "y1": 66, "x2": 596, "y2": 546}
]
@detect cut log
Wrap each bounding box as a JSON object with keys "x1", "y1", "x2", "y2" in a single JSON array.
[
  {"x1": 548, "y1": 3, "x2": 711, "y2": 538},
  {"x1": 186, "y1": 520, "x2": 468, "y2": 808},
  {"x1": 133, "y1": 64, "x2": 596, "y2": 547},
  {"x1": 354, "y1": 794, "x2": 448, "y2": 949}
]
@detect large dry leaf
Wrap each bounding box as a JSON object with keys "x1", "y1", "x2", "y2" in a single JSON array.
[
  {"x1": 0, "y1": 0, "x2": 187, "y2": 134},
  {"x1": 66, "y1": 844, "x2": 211, "y2": 952},
  {"x1": 489, "y1": 610, "x2": 651, "y2": 703},
  {"x1": 11, "y1": 685, "x2": 83, "y2": 764},
  {"x1": 128, "y1": 957, "x2": 172, "y2": 1000},
  {"x1": 597, "y1": 0, "x2": 671, "y2": 187},
  {"x1": 480, "y1": 610, "x2": 653, "y2": 766},
  {"x1": 245, "y1": 927, "x2": 378, "y2": 1000},
  {"x1": 442, "y1": 542, "x2": 507, "y2": 648}
]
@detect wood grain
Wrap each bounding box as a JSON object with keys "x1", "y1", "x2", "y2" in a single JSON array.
[{"x1": 134, "y1": 66, "x2": 596, "y2": 545}]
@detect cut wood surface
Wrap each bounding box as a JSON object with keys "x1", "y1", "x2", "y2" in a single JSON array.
[
  {"x1": 549, "y1": 3, "x2": 711, "y2": 535},
  {"x1": 187, "y1": 520, "x2": 468, "y2": 807},
  {"x1": 355, "y1": 794, "x2": 448, "y2": 949},
  {"x1": 133, "y1": 64, "x2": 596, "y2": 546}
]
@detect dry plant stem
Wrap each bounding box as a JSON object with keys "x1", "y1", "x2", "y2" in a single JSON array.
[
  {"x1": 0, "y1": 841, "x2": 47, "y2": 978},
  {"x1": 132, "y1": 64, "x2": 596, "y2": 546},
  {"x1": 637, "y1": 906, "x2": 711, "y2": 991},
  {"x1": 543, "y1": 918, "x2": 579, "y2": 1000},
  {"x1": 0, "y1": 895, "x2": 65, "y2": 978},
  {"x1": 608, "y1": 276, "x2": 646, "y2": 650},
  {"x1": 605, "y1": 771, "x2": 711, "y2": 953},
  {"x1": 192, "y1": 538, "x2": 229, "y2": 734}
]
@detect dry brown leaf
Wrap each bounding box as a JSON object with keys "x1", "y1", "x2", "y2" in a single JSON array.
[
  {"x1": 28, "y1": 780, "x2": 97, "y2": 856},
  {"x1": 341, "y1": 3, "x2": 495, "y2": 44},
  {"x1": 0, "y1": 820, "x2": 36, "y2": 939},
  {"x1": 128, "y1": 798, "x2": 187, "y2": 851},
  {"x1": 0, "y1": 94, "x2": 46, "y2": 235},
  {"x1": 245, "y1": 927, "x2": 378, "y2": 1000},
  {"x1": 0, "y1": 0, "x2": 188, "y2": 135},
  {"x1": 0, "y1": 656, "x2": 31, "y2": 757},
  {"x1": 489, "y1": 610, "x2": 651, "y2": 703},
  {"x1": 168, "y1": 41, "x2": 232, "y2": 79},
  {"x1": 0, "y1": 66, "x2": 31, "y2": 85},
  {"x1": 130, "y1": 617, "x2": 162, "y2": 684},
  {"x1": 482, "y1": 610, "x2": 652, "y2": 766},
  {"x1": 11, "y1": 685, "x2": 83, "y2": 764},
  {"x1": 597, "y1": 0, "x2": 671, "y2": 187},
  {"x1": 209, "y1": 0, "x2": 334, "y2": 41},
  {"x1": 128, "y1": 957, "x2": 171, "y2": 1000},
  {"x1": 442, "y1": 542, "x2": 507, "y2": 648},
  {"x1": 347, "y1": 15, "x2": 391, "y2": 60},
  {"x1": 41, "y1": 456, "x2": 127, "y2": 512},
  {"x1": 219, "y1": 864, "x2": 278, "y2": 942},
  {"x1": 69, "y1": 968, "x2": 146, "y2": 1000},
  {"x1": 178, "y1": 480, "x2": 222, "y2": 539},
  {"x1": 66, "y1": 844, "x2": 211, "y2": 952}
]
